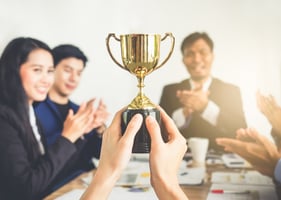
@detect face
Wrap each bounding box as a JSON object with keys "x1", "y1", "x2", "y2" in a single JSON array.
[
  {"x1": 182, "y1": 38, "x2": 214, "y2": 82},
  {"x1": 52, "y1": 57, "x2": 84, "y2": 97},
  {"x1": 20, "y1": 49, "x2": 54, "y2": 105}
]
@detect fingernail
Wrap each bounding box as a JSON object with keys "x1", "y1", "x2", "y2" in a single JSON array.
[
  {"x1": 132, "y1": 113, "x2": 142, "y2": 121},
  {"x1": 146, "y1": 115, "x2": 156, "y2": 123}
]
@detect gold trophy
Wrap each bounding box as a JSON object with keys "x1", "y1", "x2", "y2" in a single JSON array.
[{"x1": 106, "y1": 33, "x2": 175, "y2": 153}]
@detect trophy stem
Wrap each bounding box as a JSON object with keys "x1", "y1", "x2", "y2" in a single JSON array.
[
  {"x1": 128, "y1": 76, "x2": 155, "y2": 109},
  {"x1": 137, "y1": 76, "x2": 145, "y2": 97}
]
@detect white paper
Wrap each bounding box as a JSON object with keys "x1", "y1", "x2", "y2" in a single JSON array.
[
  {"x1": 211, "y1": 171, "x2": 274, "y2": 185},
  {"x1": 55, "y1": 187, "x2": 158, "y2": 200},
  {"x1": 207, "y1": 183, "x2": 278, "y2": 200},
  {"x1": 108, "y1": 186, "x2": 158, "y2": 200}
]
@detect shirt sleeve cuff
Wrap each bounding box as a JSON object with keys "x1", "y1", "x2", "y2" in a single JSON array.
[
  {"x1": 201, "y1": 100, "x2": 220, "y2": 126},
  {"x1": 172, "y1": 108, "x2": 186, "y2": 128}
]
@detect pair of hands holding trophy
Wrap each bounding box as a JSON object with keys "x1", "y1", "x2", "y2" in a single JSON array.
[{"x1": 81, "y1": 33, "x2": 189, "y2": 200}]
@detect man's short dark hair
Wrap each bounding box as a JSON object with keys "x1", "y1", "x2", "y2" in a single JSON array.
[
  {"x1": 52, "y1": 44, "x2": 88, "y2": 67},
  {"x1": 180, "y1": 32, "x2": 214, "y2": 54}
]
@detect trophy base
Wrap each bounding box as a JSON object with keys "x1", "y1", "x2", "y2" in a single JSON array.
[{"x1": 121, "y1": 108, "x2": 160, "y2": 153}]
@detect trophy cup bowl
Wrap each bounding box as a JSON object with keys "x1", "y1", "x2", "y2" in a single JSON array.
[{"x1": 106, "y1": 33, "x2": 175, "y2": 153}]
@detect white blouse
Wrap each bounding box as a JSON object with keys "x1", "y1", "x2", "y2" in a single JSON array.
[{"x1": 29, "y1": 105, "x2": 45, "y2": 155}]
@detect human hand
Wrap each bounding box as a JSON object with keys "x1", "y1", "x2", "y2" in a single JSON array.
[
  {"x1": 84, "y1": 98, "x2": 110, "y2": 134},
  {"x1": 97, "y1": 109, "x2": 142, "y2": 178},
  {"x1": 177, "y1": 86, "x2": 209, "y2": 113},
  {"x1": 256, "y1": 91, "x2": 281, "y2": 136},
  {"x1": 146, "y1": 106, "x2": 188, "y2": 200},
  {"x1": 216, "y1": 128, "x2": 281, "y2": 178},
  {"x1": 176, "y1": 90, "x2": 194, "y2": 117},
  {"x1": 81, "y1": 108, "x2": 143, "y2": 200},
  {"x1": 62, "y1": 101, "x2": 95, "y2": 143}
]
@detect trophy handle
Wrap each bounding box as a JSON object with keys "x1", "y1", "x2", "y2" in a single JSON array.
[
  {"x1": 106, "y1": 33, "x2": 128, "y2": 71},
  {"x1": 155, "y1": 32, "x2": 175, "y2": 70}
]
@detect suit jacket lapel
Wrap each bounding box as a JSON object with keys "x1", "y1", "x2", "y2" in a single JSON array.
[{"x1": 179, "y1": 79, "x2": 191, "y2": 90}]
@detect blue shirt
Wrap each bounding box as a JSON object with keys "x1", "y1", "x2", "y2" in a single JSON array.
[
  {"x1": 33, "y1": 96, "x2": 102, "y2": 191},
  {"x1": 275, "y1": 159, "x2": 281, "y2": 183}
]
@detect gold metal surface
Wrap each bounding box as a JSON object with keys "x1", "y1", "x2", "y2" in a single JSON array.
[{"x1": 106, "y1": 33, "x2": 175, "y2": 109}]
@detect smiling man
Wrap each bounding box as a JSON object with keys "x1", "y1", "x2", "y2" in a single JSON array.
[
  {"x1": 159, "y1": 32, "x2": 247, "y2": 152},
  {"x1": 34, "y1": 44, "x2": 109, "y2": 191}
]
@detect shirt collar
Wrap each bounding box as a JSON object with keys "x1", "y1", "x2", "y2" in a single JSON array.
[{"x1": 189, "y1": 77, "x2": 212, "y2": 91}]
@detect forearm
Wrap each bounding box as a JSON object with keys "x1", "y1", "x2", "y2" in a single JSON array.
[
  {"x1": 81, "y1": 168, "x2": 119, "y2": 200},
  {"x1": 152, "y1": 176, "x2": 188, "y2": 200}
]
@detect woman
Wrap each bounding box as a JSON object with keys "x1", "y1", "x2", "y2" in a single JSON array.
[{"x1": 0, "y1": 37, "x2": 95, "y2": 200}]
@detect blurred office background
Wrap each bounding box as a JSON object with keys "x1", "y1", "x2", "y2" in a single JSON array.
[{"x1": 0, "y1": 0, "x2": 280, "y2": 137}]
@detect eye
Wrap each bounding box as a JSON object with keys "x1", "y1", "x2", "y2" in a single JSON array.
[
  {"x1": 184, "y1": 52, "x2": 194, "y2": 58},
  {"x1": 77, "y1": 71, "x2": 83, "y2": 77},
  {"x1": 48, "y1": 67, "x2": 55, "y2": 74},
  {"x1": 64, "y1": 68, "x2": 71, "y2": 72},
  {"x1": 33, "y1": 67, "x2": 43, "y2": 73},
  {"x1": 199, "y1": 50, "x2": 210, "y2": 56}
]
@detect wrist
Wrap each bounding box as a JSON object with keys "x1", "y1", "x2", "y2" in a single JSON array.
[
  {"x1": 151, "y1": 174, "x2": 186, "y2": 200},
  {"x1": 82, "y1": 167, "x2": 120, "y2": 200},
  {"x1": 96, "y1": 161, "x2": 123, "y2": 185},
  {"x1": 151, "y1": 174, "x2": 178, "y2": 189},
  {"x1": 94, "y1": 168, "x2": 119, "y2": 188},
  {"x1": 272, "y1": 131, "x2": 281, "y2": 147},
  {"x1": 61, "y1": 133, "x2": 77, "y2": 143},
  {"x1": 96, "y1": 124, "x2": 107, "y2": 136}
]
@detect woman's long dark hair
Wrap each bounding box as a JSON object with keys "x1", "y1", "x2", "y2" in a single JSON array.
[{"x1": 0, "y1": 37, "x2": 52, "y2": 160}]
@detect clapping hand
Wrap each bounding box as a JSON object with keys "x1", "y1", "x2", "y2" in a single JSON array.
[{"x1": 217, "y1": 128, "x2": 281, "y2": 177}]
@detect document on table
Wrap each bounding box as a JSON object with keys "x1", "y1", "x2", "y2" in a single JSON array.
[
  {"x1": 55, "y1": 187, "x2": 158, "y2": 200},
  {"x1": 86, "y1": 158, "x2": 205, "y2": 186},
  {"x1": 207, "y1": 183, "x2": 278, "y2": 200},
  {"x1": 211, "y1": 171, "x2": 274, "y2": 185},
  {"x1": 178, "y1": 166, "x2": 205, "y2": 185},
  {"x1": 208, "y1": 170, "x2": 277, "y2": 200}
]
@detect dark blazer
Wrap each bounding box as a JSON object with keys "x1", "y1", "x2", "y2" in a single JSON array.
[
  {"x1": 34, "y1": 96, "x2": 102, "y2": 190},
  {"x1": 159, "y1": 78, "x2": 247, "y2": 151},
  {"x1": 0, "y1": 105, "x2": 77, "y2": 200}
]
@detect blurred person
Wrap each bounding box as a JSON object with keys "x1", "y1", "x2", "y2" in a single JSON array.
[
  {"x1": 34, "y1": 44, "x2": 109, "y2": 190},
  {"x1": 256, "y1": 91, "x2": 281, "y2": 149},
  {"x1": 159, "y1": 32, "x2": 247, "y2": 152},
  {"x1": 217, "y1": 92, "x2": 281, "y2": 199},
  {"x1": 81, "y1": 106, "x2": 189, "y2": 200},
  {"x1": 216, "y1": 128, "x2": 281, "y2": 199},
  {"x1": 0, "y1": 37, "x2": 96, "y2": 199}
]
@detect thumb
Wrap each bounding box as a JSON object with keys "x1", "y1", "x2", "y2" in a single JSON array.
[
  {"x1": 146, "y1": 115, "x2": 163, "y2": 146},
  {"x1": 66, "y1": 109, "x2": 74, "y2": 119},
  {"x1": 122, "y1": 114, "x2": 143, "y2": 143}
]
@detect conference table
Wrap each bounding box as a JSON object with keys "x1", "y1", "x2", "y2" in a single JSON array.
[{"x1": 44, "y1": 161, "x2": 244, "y2": 200}]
